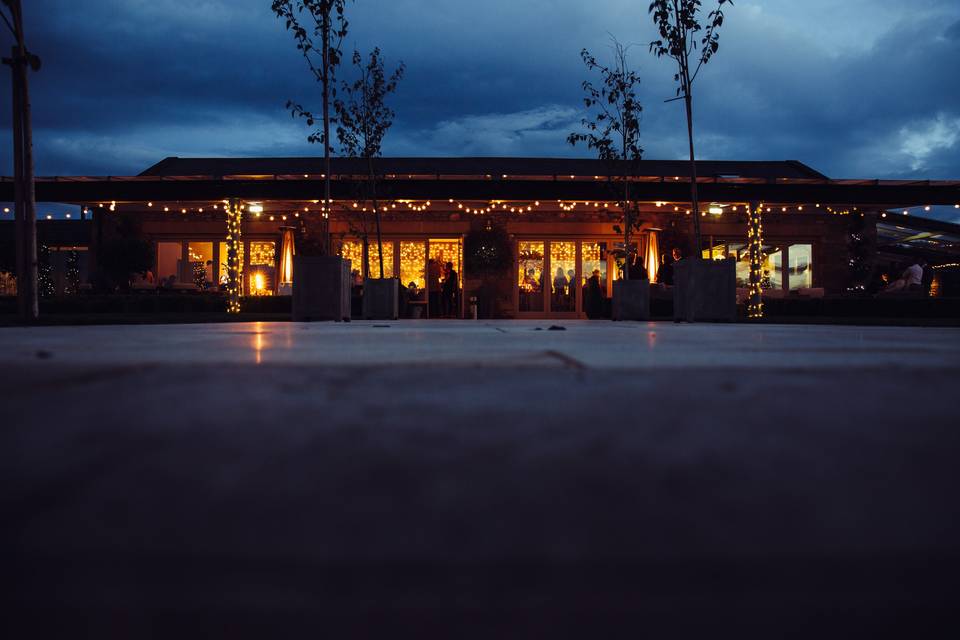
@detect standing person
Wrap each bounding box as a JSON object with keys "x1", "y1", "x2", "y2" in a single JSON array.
[
  {"x1": 585, "y1": 268, "x2": 603, "y2": 319},
  {"x1": 657, "y1": 252, "x2": 674, "y2": 285},
  {"x1": 442, "y1": 261, "x2": 458, "y2": 317},
  {"x1": 552, "y1": 267, "x2": 568, "y2": 308},
  {"x1": 903, "y1": 259, "x2": 924, "y2": 292},
  {"x1": 428, "y1": 259, "x2": 441, "y2": 317},
  {"x1": 629, "y1": 255, "x2": 648, "y2": 281},
  {"x1": 567, "y1": 269, "x2": 577, "y2": 306}
]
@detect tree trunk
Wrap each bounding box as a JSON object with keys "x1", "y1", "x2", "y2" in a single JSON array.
[
  {"x1": 368, "y1": 155, "x2": 384, "y2": 279},
  {"x1": 8, "y1": 3, "x2": 39, "y2": 323},
  {"x1": 684, "y1": 89, "x2": 701, "y2": 257},
  {"x1": 622, "y1": 176, "x2": 631, "y2": 281},
  {"x1": 321, "y1": 10, "x2": 332, "y2": 256},
  {"x1": 678, "y1": 29, "x2": 701, "y2": 257}
]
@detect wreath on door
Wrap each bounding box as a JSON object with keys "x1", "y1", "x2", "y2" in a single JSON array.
[{"x1": 464, "y1": 224, "x2": 513, "y2": 274}]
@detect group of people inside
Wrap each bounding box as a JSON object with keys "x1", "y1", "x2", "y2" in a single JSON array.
[
  {"x1": 520, "y1": 247, "x2": 686, "y2": 317},
  {"x1": 876, "y1": 258, "x2": 929, "y2": 296},
  {"x1": 350, "y1": 259, "x2": 460, "y2": 318}
]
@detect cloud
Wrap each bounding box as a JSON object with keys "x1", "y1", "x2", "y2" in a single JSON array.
[
  {"x1": 898, "y1": 114, "x2": 960, "y2": 171},
  {"x1": 388, "y1": 105, "x2": 582, "y2": 157},
  {"x1": 1, "y1": 0, "x2": 959, "y2": 212}
]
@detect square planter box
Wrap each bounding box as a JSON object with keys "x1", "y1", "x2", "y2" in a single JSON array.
[
  {"x1": 362, "y1": 277, "x2": 399, "y2": 320},
  {"x1": 291, "y1": 256, "x2": 351, "y2": 322},
  {"x1": 673, "y1": 257, "x2": 736, "y2": 322},
  {"x1": 612, "y1": 279, "x2": 650, "y2": 321}
]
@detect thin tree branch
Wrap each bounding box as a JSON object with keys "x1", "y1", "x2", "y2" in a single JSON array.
[{"x1": 0, "y1": 7, "x2": 16, "y2": 39}]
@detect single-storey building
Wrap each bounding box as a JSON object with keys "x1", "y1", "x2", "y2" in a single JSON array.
[{"x1": 2, "y1": 156, "x2": 959, "y2": 317}]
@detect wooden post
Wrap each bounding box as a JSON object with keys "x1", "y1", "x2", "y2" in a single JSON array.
[{"x1": 3, "y1": 0, "x2": 39, "y2": 323}]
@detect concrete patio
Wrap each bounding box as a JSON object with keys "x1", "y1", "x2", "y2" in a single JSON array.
[{"x1": 4, "y1": 320, "x2": 960, "y2": 636}]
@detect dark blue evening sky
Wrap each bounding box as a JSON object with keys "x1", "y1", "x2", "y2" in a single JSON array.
[{"x1": 2, "y1": 0, "x2": 959, "y2": 219}]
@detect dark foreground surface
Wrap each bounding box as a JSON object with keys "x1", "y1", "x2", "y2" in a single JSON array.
[{"x1": 3, "y1": 321, "x2": 960, "y2": 637}]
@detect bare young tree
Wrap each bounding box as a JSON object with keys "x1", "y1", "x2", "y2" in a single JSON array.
[
  {"x1": 334, "y1": 48, "x2": 405, "y2": 279},
  {"x1": 568, "y1": 38, "x2": 644, "y2": 279},
  {"x1": 272, "y1": 0, "x2": 351, "y2": 255},
  {"x1": 2, "y1": 0, "x2": 41, "y2": 322},
  {"x1": 649, "y1": 0, "x2": 731, "y2": 255}
]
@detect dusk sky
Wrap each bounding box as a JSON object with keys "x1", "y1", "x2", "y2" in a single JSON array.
[{"x1": 2, "y1": 0, "x2": 959, "y2": 216}]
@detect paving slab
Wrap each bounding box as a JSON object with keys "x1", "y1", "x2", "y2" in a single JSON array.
[{"x1": 3, "y1": 320, "x2": 960, "y2": 637}]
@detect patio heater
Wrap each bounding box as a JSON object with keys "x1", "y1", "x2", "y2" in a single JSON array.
[{"x1": 278, "y1": 226, "x2": 295, "y2": 295}]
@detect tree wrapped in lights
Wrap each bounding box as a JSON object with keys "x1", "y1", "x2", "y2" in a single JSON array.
[
  {"x1": 649, "y1": 0, "x2": 732, "y2": 252},
  {"x1": 65, "y1": 249, "x2": 80, "y2": 295},
  {"x1": 224, "y1": 199, "x2": 243, "y2": 313},
  {"x1": 37, "y1": 243, "x2": 53, "y2": 298},
  {"x1": 747, "y1": 202, "x2": 764, "y2": 318},
  {"x1": 568, "y1": 38, "x2": 644, "y2": 279},
  {"x1": 846, "y1": 212, "x2": 874, "y2": 295}
]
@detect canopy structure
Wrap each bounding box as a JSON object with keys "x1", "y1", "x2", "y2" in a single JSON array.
[{"x1": 2, "y1": 157, "x2": 958, "y2": 210}]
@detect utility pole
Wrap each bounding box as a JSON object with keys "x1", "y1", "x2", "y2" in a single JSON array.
[{"x1": 2, "y1": 0, "x2": 40, "y2": 322}]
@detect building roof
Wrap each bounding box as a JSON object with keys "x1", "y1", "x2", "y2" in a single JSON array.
[
  {"x1": 3, "y1": 157, "x2": 958, "y2": 207},
  {"x1": 139, "y1": 156, "x2": 830, "y2": 181}
]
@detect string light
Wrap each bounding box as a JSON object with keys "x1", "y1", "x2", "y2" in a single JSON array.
[
  {"x1": 748, "y1": 202, "x2": 764, "y2": 319},
  {"x1": 225, "y1": 200, "x2": 243, "y2": 314}
]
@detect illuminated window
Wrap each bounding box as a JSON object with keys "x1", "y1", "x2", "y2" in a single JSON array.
[
  {"x1": 550, "y1": 241, "x2": 576, "y2": 312},
  {"x1": 581, "y1": 242, "x2": 608, "y2": 292},
  {"x1": 249, "y1": 241, "x2": 275, "y2": 266},
  {"x1": 157, "y1": 242, "x2": 181, "y2": 283},
  {"x1": 188, "y1": 242, "x2": 213, "y2": 288},
  {"x1": 400, "y1": 241, "x2": 426, "y2": 289},
  {"x1": 340, "y1": 239, "x2": 364, "y2": 278},
  {"x1": 218, "y1": 241, "x2": 244, "y2": 285},
  {"x1": 367, "y1": 241, "x2": 394, "y2": 279},
  {"x1": 428, "y1": 239, "x2": 462, "y2": 284},
  {"x1": 518, "y1": 241, "x2": 544, "y2": 312},
  {"x1": 788, "y1": 244, "x2": 813, "y2": 290},
  {"x1": 730, "y1": 242, "x2": 785, "y2": 290}
]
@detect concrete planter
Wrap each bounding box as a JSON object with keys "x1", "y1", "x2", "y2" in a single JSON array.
[
  {"x1": 612, "y1": 279, "x2": 650, "y2": 321},
  {"x1": 673, "y1": 257, "x2": 736, "y2": 322},
  {"x1": 291, "y1": 256, "x2": 351, "y2": 322},
  {"x1": 362, "y1": 277, "x2": 399, "y2": 320}
]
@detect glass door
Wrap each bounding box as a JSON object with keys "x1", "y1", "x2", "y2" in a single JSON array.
[
  {"x1": 428, "y1": 239, "x2": 463, "y2": 318},
  {"x1": 581, "y1": 241, "x2": 609, "y2": 318},
  {"x1": 517, "y1": 241, "x2": 545, "y2": 314},
  {"x1": 549, "y1": 241, "x2": 578, "y2": 316},
  {"x1": 517, "y1": 240, "x2": 584, "y2": 318}
]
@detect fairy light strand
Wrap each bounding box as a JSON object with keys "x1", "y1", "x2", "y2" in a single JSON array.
[
  {"x1": 225, "y1": 199, "x2": 243, "y2": 314},
  {"x1": 748, "y1": 202, "x2": 765, "y2": 319}
]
